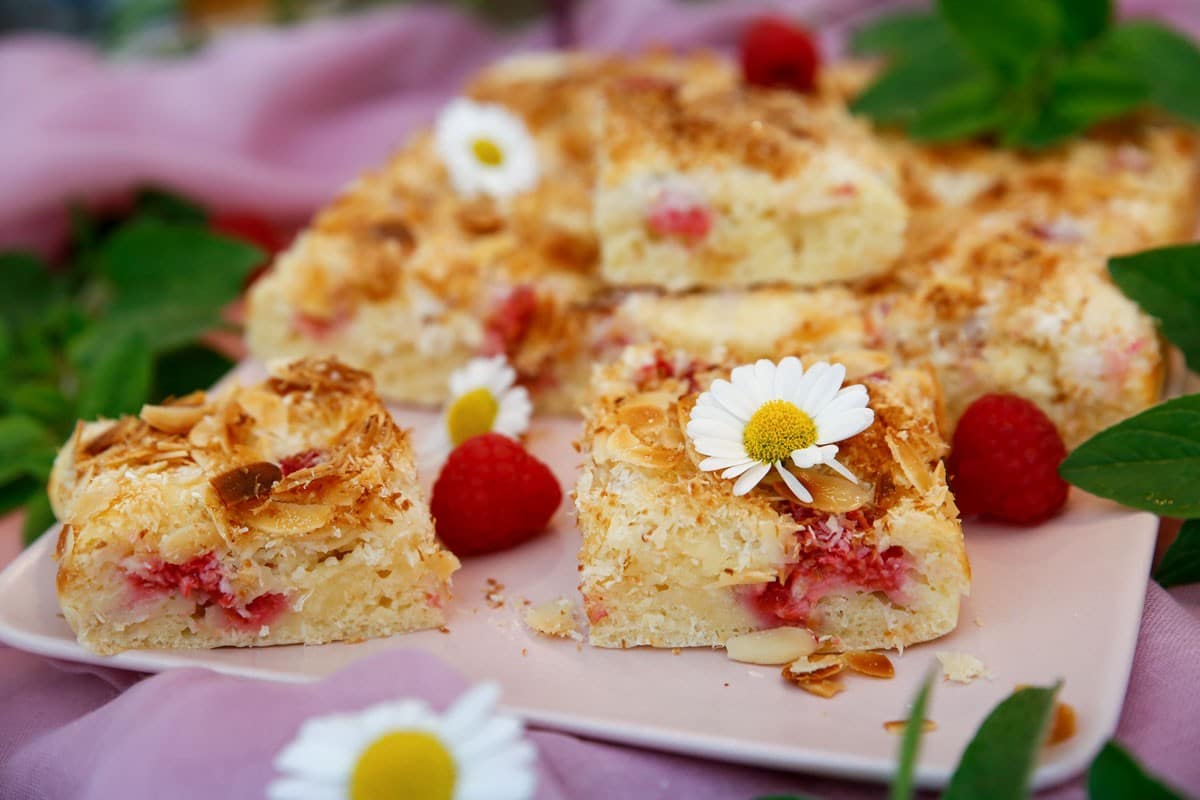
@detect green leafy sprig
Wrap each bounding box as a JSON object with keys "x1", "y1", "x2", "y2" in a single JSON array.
[
  {"x1": 1061, "y1": 242, "x2": 1200, "y2": 586},
  {"x1": 0, "y1": 190, "x2": 261, "y2": 543},
  {"x1": 850, "y1": 0, "x2": 1200, "y2": 149}
]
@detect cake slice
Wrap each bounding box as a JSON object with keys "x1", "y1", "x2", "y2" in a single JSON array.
[
  {"x1": 594, "y1": 82, "x2": 907, "y2": 290},
  {"x1": 576, "y1": 345, "x2": 969, "y2": 651},
  {"x1": 49, "y1": 358, "x2": 459, "y2": 655}
]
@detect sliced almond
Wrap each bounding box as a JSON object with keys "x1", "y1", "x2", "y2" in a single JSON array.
[
  {"x1": 795, "y1": 468, "x2": 875, "y2": 513},
  {"x1": 843, "y1": 651, "x2": 895, "y2": 679},
  {"x1": 140, "y1": 403, "x2": 207, "y2": 434},
  {"x1": 81, "y1": 418, "x2": 135, "y2": 456},
  {"x1": 244, "y1": 500, "x2": 334, "y2": 534},
  {"x1": 1046, "y1": 703, "x2": 1076, "y2": 746},
  {"x1": 784, "y1": 654, "x2": 845, "y2": 682},
  {"x1": 885, "y1": 431, "x2": 935, "y2": 494},
  {"x1": 211, "y1": 462, "x2": 283, "y2": 507},
  {"x1": 795, "y1": 678, "x2": 844, "y2": 698},
  {"x1": 726, "y1": 627, "x2": 818, "y2": 665},
  {"x1": 602, "y1": 424, "x2": 681, "y2": 470},
  {"x1": 884, "y1": 719, "x2": 937, "y2": 734}
]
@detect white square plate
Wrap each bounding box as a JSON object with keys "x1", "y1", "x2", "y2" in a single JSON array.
[{"x1": 0, "y1": 387, "x2": 1155, "y2": 791}]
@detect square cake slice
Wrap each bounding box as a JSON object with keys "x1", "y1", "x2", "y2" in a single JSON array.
[
  {"x1": 49, "y1": 358, "x2": 459, "y2": 655},
  {"x1": 576, "y1": 345, "x2": 969, "y2": 651},
  {"x1": 594, "y1": 83, "x2": 908, "y2": 290}
]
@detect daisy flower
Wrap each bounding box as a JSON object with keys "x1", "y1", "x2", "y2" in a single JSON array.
[
  {"x1": 268, "y1": 682, "x2": 536, "y2": 800},
  {"x1": 422, "y1": 356, "x2": 532, "y2": 466},
  {"x1": 435, "y1": 98, "x2": 539, "y2": 199},
  {"x1": 685, "y1": 358, "x2": 874, "y2": 502}
]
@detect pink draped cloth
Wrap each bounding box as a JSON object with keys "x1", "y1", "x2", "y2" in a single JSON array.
[{"x1": 2, "y1": 1, "x2": 1200, "y2": 797}]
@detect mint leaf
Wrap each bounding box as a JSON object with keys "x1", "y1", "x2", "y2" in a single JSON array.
[
  {"x1": 21, "y1": 489, "x2": 55, "y2": 546},
  {"x1": 1012, "y1": 53, "x2": 1149, "y2": 149},
  {"x1": 153, "y1": 344, "x2": 233, "y2": 400},
  {"x1": 890, "y1": 669, "x2": 935, "y2": 800},
  {"x1": 75, "y1": 331, "x2": 152, "y2": 420},
  {"x1": 1109, "y1": 243, "x2": 1200, "y2": 372},
  {"x1": 943, "y1": 683, "x2": 1062, "y2": 800},
  {"x1": 7, "y1": 382, "x2": 74, "y2": 430},
  {"x1": 1060, "y1": 395, "x2": 1200, "y2": 516},
  {"x1": 1104, "y1": 21, "x2": 1200, "y2": 124},
  {"x1": 0, "y1": 252, "x2": 62, "y2": 330},
  {"x1": 1088, "y1": 742, "x2": 1185, "y2": 799},
  {"x1": 132, "y1": 187, "x2": 209, "y2": 226},
  {"x1": 1154, "y1": 519, "x2": 1200, "y2": 588},
  {"x1": 908, "y1": 78, "x2": 1004, "y2": 142},
  {"x1": 0, "y1": 476, "x2": 40, "y2": 517},
  {"x1": 1055, "y1": 0, "x2": 1111, "y2": 50},
  {"x1": 0, "y1": 415, "x2": 58, "y2": 485},
  {"x1": 851, "y1": 47, "x2": 986, "y2": 126},
  {"x1": 849, "y1": 11, "x2": 949, "y2": 59},
  {"x1": 937, "y1": 0, "x2": 1060, "y2": 80}
]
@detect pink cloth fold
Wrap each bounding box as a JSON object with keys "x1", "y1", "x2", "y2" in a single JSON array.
[{"x1": 3, "y1": 1, "x2": 1200, "y2": 797}]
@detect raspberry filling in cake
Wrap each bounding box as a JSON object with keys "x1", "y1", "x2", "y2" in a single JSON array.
[
  {"x1": 645, "y1": 189, "x2": 712, "y2": 242},
  {"x1": 125, "y1": 553, "x2": 289, "y2": 630},
  {"x1": 482, "y1": 285, "x2": 538, "y2": 357},
  {"x1": 746, "y1": 506, "x2": 910, "y2": 626}
]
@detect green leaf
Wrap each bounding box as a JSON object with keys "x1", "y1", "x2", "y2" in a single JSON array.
[
  {"x1": 851, "y1": 47, "x2": 985, "y2": 126},
  {"x1": 1088, "y1": 741, "x2": 1185, "y2": 799},
  {"x1": 943, "y1": 683, "x2": 1062, "y2": 800},
  {"x1": 890, "y1": 669, "x2": 935, "y2": 800},
  {"x1": 0, "y1": 476, "x2": 40, "y2": 518},
  {"x1": 97, "y1": 219, "x2": 260, "y2": 352},
  {"x1": 75, "y1": 331, "x2": 153, "y2": 420},
  {"x1": 6, "y1": 381, "x2": 75, "y2": 431},
  {"x1": 0, "y1": 251, "x2": 62, "y2": 330},
  {"x1": 1060, "y1": 395, "x2": 1200, "y2": 516},
  {"x1": 1054, "y1": 0, "x2": 1111, "y2": 50},
  {"x1": 0, "y1": 415, "x2": 58, "y2": 485},
  {"x1": 908, "y1": 78, "x2": 1004, "y2": 142},
  {"x1": 1154, "y1": 519, "x2": 1200, "y2": 588},
  {"x1": 152, "y1": 344, "x2": 234, "y2": 401},
  {"x1": 1104, "y1": 21, "x2": 1200, "y2": 124},
  {"x1": 132, "y1": 187, "x2": 209, "y2": 225},
  {"x1": 937, "y1": 0, "x2": 1061, "y2": 80},
  {"x1": 1109, "y1": 243, "x2": 1200, "y2": 372},
  {"x1": 21, "y1": 489, "x2": 55, "y2": 546},
  {"x1": 849, "y1": 11, "x2": 949, "y2": 60}
]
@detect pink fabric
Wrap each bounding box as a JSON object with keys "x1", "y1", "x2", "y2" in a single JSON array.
[{"x1": 3, "y1": 1, "x2": 1200, "y2": 797}]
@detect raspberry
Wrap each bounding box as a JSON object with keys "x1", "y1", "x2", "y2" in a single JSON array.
[
  {"x1": 279, "y1": 449, "x2": 322, "y2": 476},
  {"x1": 947, "y1": 394, "x2": 1069, "y2": 525},
  {"x1": 431, "y1": 433, "x2": 561, "y2": 556},
  {"x1": 740, "y1": 16, "x2": 820, "y2": 93}
]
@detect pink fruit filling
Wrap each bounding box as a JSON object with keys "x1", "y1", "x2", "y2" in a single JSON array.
[
  {"x1": 292, "y1": 307, "x2": 352, "y2": 341},
  {"x1": 646, "y1": 191, "x2": 712, "y2": 242},
  {"x1": 482, "y1": 285, "x2": 537, "y2": 357},
  {"x1": 126, "y1": 552, "x2": 288, "y2": 629},
  {"x1": 280, "y1": 449, "x2": 323, "y2": 476},
  {"x1": 746, "y1": 506, "x2": 909, "y2": 626}
]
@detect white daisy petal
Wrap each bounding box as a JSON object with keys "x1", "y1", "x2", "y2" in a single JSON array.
[
  {"x1": 266, "y1": 777, "x2": 343, "y2": 800},
  {"x1": 752, "y1": 359, "x2": 777, "y2": 402},
  {"x1": 710, "y1": 379, "x2": 753, "y2": 419},
  {"x1": 827, "y1": 456, "x2": 860, "y2": 483},
  {"x1": 693, "y1": 438, "x2": 748, "y2": 459},
  {"x1": 790, "y1": 446, "x2": 822, "y2": 469},
  {"x1": 441, "y1": 683, "x2": 501, "y2": 740},
  {"x1": 775, "y1": 463, "x2": 814, "y2": 503},
  {"x1": 435, "y1": 98, "x2": 539, "y2": 198},
  {"x1": 814, "y1": 408, "x2": 875, "y2": 444},
  {"x1": 799, "y1": 362, "x2": 846, "y2": 416},
  {"x1": 774, "y1": 356, "x2": 804, "y2": 399},
  {"x1": 732, "y1": 462, "x2": 771, "y2": 495},
  {"x1": 689, "y1": 401, "x2": 744, "y2": 429},
  {"x1": 721, "y1": 460, "x2": 761, "y2": 479},
  {"x1": 685, "y1": 418, "x2": 743, "y2": 440},
  {"x1": 698, "y1": 456, "x2": 754, "y2": 472}
]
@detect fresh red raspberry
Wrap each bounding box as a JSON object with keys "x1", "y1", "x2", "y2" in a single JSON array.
[
  {"x1": 431, "y1": 433, "x2": 562, "y2": 556},
  {"x1": 740, "y1": 16, "x2": 820, "y2": 93},
  {"x1": 947, "y1": 394, "x2": 1069, "y2": 525}
]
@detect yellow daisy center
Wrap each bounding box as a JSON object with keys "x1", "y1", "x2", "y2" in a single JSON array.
[
  {"x1": 743, "y1": 399, "x2": 817, "y2": 464},
  {"x1": 447, "y1": 386, "x2": 500, "y2": 446},
  {"x1": 472, "y1": 137, "x2": 505, "y2": 167},
  {"x1": 349, "y1": 731, "x2": 456, "y2": 800}
]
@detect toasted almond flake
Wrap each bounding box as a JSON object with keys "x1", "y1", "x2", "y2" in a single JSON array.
[
  {"x1": 784, "y1": 654, "x2": 845, "y2": 683},
  {"x1": 844, "y1": 651, "x2": 895, "y2": 679},
  {"x1": 81, "y1": 419, "x2": 135, "y2": 456},
  {"x1": 210, "y1": 462, "x2": 283, "y2": 507},
  {"x1": 139, "y1": 403, "x2": 207, "y2": 434},
  {"x1": 601, "y1": 424, "x2": 682, "y2": 470},
  {"x1": 244, "y1": 501, "x2": 334, "y2": 534},
  {"x1": 1046, "y1": 703, "x2": 1076, "y2": 746},
  {"x1": 483, "y1": 578, "x2": 506, "y2": 609},
  {"x1": 885, "y1": 431, "x2": 936, "y2": 494},
  {"x1": 884, "y1": 719, "x2": 937, "y2": 734},
  {"x1": 795, "y1": 468, "x2": 875, "y2": 513},
  {"x1": 726, "y1": 627, "x2": 818, "y2": 665},
  {"x1": 795, "y1": 678, "x2": 844, "y2": 698}
]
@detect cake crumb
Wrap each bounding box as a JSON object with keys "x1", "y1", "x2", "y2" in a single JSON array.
[
  {"x1": 974, "y1": 615, "x2": 984, "y2": 627},
  {"x1": 936, "y1": 651, "x2": 993, "y2": 684},
  {"x1": 438, "y1": 625, "x2": 451, "y2": 634},
  {"x1": 672, "y1": 648, "x2": 681, "y2": 655},
  {"x1": 523, "y1": 596, "x2": 581, "y2": 639},
  {"x1": 483, "y1": 578, "x2": 505, "y2": 609},
  {"x1": 884, "y1": 719, "x2": 937, "y2": 734},
  {"x1": 1046, "y1": 703, "x2": 1076, "y2": 746}
]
